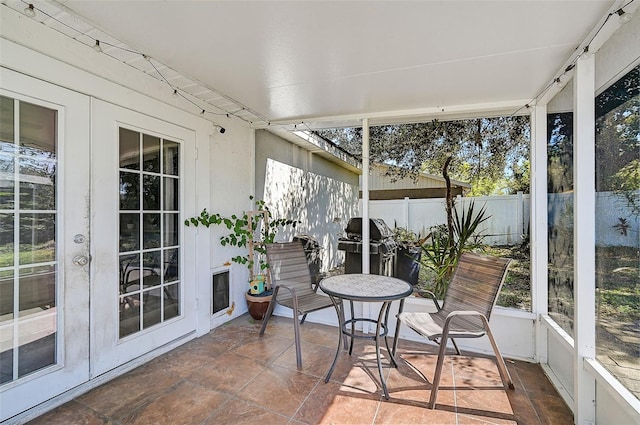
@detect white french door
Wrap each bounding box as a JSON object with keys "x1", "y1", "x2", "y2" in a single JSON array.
[
  {"x1": 90, "y1": 99, "x2": 197, "y2": 377},
  {"x1": 0, "y1": 69, "x2": 91, "y2": 421}
]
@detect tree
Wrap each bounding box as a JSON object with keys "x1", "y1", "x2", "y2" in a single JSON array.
[
  {"x1": 316, "y1": 115, "x2": 530, "y2": 240},
  {"x1": 595, "y1": 64, "x2": 639, "y2": 216},
  {"x1": 318, "y1": 116, "x2": 529, "y2": 297}
]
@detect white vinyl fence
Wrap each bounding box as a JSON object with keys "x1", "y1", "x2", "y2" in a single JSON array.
[{"x1": 360, "y1": 191, "x2": 639, "y2": 247}]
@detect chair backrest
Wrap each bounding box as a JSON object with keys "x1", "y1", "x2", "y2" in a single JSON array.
[
  {"x1": 265, "y1": 241, "x2": 316, "y2": 299},
  {"x1": 436, "y1": 252, "x2": 512, "y2": 332}
]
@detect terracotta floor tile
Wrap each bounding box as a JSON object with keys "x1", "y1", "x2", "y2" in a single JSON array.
[
  {"x1": 273, "y1": 341, "x2": 341, "y2": 378},
  {"x1": 26, "y1": 400, "x2": 113, "y2": 425},
  {"x1": 455, "y1": 387, "x2": 514, "y2": 416},
  {"x1": 456, "y1": 413, "x2": 518, "y2": 424},
  {"x1": 201, "y1": 397, "x2": 289, "y2": 425},
  {"x1": 397, "y1": 351, "x2": 456, "y2": 387},
  {"x1": 148, "y1": 348, "x2": 220, "y2": 379},
  {"x1": 25, "y1": 314, "x2": 574, "y2": 425},
  {"x1": 260, "y1": 315, "x2": 303, "y2": 339},
  {"x1": 385, "y1": 359, "x2": 431, "y2": 403},
  {"x1": 452, "y1": 356, "x2": 506, "y2": 388},
  {"x1": 511, "y1": 362, "x2": 558, "y2": 396},
  {"x1": 185, "y1": 351, "x2": 267, "y2": 394},
  {"x1": 504, "y1": 390, "x2": 543, "y2": 425},
  {"x1": 120, "y1": 381, "x2": 228, "y2": 425},
  {"x1": 231, "y1": 332, "x2": 294, "y2": 365},
  {"x1": 337, "y1": 360, "x2": 391, "y2": 395},
  {"x1": 301, "y1": 322, "x2": 343, "y2": 348},
  {"x1": 295, "y1": 380, "x2": 380, "y2": 425},
  {"x1": 528, "y1": 393, "x2": 574, "y2": 425},
  {"x1": 76, "y1": 367, "x2": 181, "y2": 420},
  {"x1": 374, "y1": 399, "x2": 458, "y2": 425},
  {"x1": 236, "y1": 364, "x2": 320, "y2": 417}
]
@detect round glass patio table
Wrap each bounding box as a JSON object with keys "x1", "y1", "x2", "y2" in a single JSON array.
[{"x1": 319, "y1": 274, "x2": 413, "y2": 400}]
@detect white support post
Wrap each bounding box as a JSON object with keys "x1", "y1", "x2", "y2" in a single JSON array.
[
  {"x1": 573, "y1": 53, "x2": 596, "y2": 425},
  {"x1": 531, "y1": 104, "x2": 549, "y2": 364},
  {"x1": 403, "y1": 197, "x2": 410, "y2": 230},
  {"x1": 516, "y1": 191, "x2": 524, "y2": 240},
  {"x1": 362, "y1": 118, "x2": 370, "y2": 275},
  {"x1": 362, "y1": 118, "x2": 371, "y2": 333}
]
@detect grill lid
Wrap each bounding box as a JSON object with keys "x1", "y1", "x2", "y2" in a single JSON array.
[
  {"x1": 338, "y1": 238, "x2": 397, "y2": 255},
  {"x1": 344, "y1": 218, "x2": 394, "y2": 240}
]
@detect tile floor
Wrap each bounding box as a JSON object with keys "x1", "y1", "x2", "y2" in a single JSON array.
[{"x1": 28, "y1": 314, "x2": 574, "y2": 425}]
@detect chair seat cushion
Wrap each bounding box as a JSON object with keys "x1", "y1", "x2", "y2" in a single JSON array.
[{"x1": 397, "y1": 311, "x2": 486, "y2": 340}]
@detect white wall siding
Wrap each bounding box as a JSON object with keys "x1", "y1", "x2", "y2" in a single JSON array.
[
  {"x1": 255, "y1": 130, "x2": 360, "y2": 271},
  {"x1": 366, "y1": 167, "x2": 452, "y2": 190}
]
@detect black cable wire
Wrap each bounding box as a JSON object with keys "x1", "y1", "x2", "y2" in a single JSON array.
[
  {"x1": 510, "y1": 0, "x2": 636, "y2": 116},
  {"x1": 15, "y1": 0, "x2": 264, "y2": 124},
  {"x1": 18, "y1": 0, "x2": 635, "y2": 126}
]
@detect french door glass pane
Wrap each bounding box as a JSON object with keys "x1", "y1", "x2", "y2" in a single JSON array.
[
  {"x1": 119, "y1": 128, "x2": 140, "y2": 170},
  {"x1": 0, "y1": 97, "x2": 58, "y2": 385},
  {"x1": 594, "y1": 64, "x2": 639, "y2": 400},
  {"x1": 118, "y1": 129, "x2": 180, "y2": 339}
]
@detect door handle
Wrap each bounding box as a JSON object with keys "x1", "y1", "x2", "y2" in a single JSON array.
[{"x1": 73, "y1": 255, "x2": 89, "y2": 266}]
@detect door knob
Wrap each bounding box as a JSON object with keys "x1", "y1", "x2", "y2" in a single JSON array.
[{"x1": 73, "y1": 255, "x2": 89, "y2": 266}]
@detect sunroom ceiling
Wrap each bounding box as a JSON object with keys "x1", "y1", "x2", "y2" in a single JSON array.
[{"x1": 31, "y1": 1, "x2": 622, "y2": 128}]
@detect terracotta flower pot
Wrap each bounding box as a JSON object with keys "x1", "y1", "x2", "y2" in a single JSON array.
[{"x1": 245, "y1": 290, "x2": 273, "y2": 320}]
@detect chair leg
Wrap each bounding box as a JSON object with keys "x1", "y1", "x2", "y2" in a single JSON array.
[
  {"x1": 451, "y1": 338, "x2": 462, "y2": 355},
  {"x1": 292, "y1": 297, "x2": 303, "y2": 369},
  {"x1": 300, "y1": 313, "x2": 307, "y2": 324},
  {"x1": 392, "y1": 299, "x2": 406, "y2": 357},
  {"x1": 429, "y1": 336, "x2": 449, "y2": 409},
  {"x1": 482, "y1": 318, "x2": 515, "y2": 390},
  {"x1": 259, "y1": 287, "x2": 279, "y2": 337}
]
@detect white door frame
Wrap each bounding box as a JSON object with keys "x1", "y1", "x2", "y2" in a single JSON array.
[
  {"x1": 0, "y1": 68, "x2": 91, "y2": 422},
  {"x1": 90, "y1": 99, "x2": 198, "y2": 377}
]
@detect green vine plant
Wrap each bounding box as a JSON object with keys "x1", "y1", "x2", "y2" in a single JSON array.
[
  {"x1": 184, "y1": 196, "x2": 300, "y2": 274},
  {"x1": 419, "y1": 201, "x2": 491, "y2": 299}
]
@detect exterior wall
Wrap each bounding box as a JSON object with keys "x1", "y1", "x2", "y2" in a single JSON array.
[
  {"x1": 0, "y1": 7, "x2": 221, "y2": 333},
  {"x1": 255, "y1": 130, "x2": 359, "y2": 271},
  {"x1": 364, "y1": 165, "x2": 469, "y2": 200},
  {"x1": 0, "y1": 8, "x2": 256, "y2": 418},
  {"x1": 208, "y1": 119, "x2": 256, "y2": 326},
  {"x1": 367, "y1": 166, "x2": 451, "y2": 190}
]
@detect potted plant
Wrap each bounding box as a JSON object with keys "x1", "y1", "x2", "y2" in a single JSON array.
[
  {"x1": 393, "y1": 226, "x2": 423, "y2": 286},
  {"x1": 419, "y1": 201, "x2": 490, "y2": 299},
  {"x1": 185, "y1": 196, "x2": 300, "y2": 319}
]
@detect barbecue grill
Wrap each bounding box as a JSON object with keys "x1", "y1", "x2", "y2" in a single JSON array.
[{"x1": 338, "y1": 218, "x2": 397, "y2": 276}]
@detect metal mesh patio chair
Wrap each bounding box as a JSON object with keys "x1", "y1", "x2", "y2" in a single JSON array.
[
  {"x1": 259, "y1": 241, "x2": 337, "y2": 369},
  {"x1": 393, "y1": 251, "x2": 515, "y2": 408}
]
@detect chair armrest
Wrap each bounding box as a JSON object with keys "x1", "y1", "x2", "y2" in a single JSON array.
[
  {"x1": 272, "y1": 280, "x2": 299, "y2": 299},
  {"x1": 413, "y1": 288, "x2": 442, "y2": 310},
  {"x1": 442, "y1": 310, "x2": 489, "y2": 332}
]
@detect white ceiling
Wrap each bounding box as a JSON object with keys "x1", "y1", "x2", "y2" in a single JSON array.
[{"x1": 49, "y1": 1, "x2": 618, "y2": 127}]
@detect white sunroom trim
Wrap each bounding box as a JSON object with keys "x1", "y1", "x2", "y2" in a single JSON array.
[
  {"x1": 540, "y1": 362, "x2": 575, "y2": 416},
  {"x1": 540, "y1": 314, "x2": 574, "y2": 352},
  {"x1": 584, "y1": 358, "x2": 640, "y2": 421},
  {"x1": 539, "y1": 314, "x2": 576, "y2": 412},
  {"x1": 530, "y1": 103, "x2": 549, "y2": 365},
  {"x1": 573, "y1": 53, "x2": 597, "y2": 425}
]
